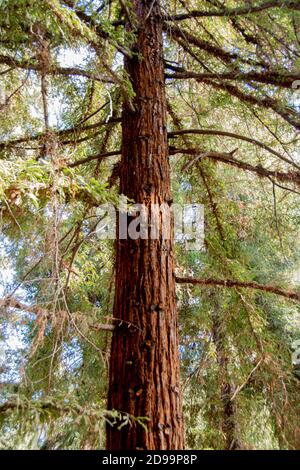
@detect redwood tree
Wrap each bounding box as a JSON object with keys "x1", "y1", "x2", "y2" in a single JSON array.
[
  {"x1": 106, "y1": 0, "x2": 184, "y2": 450},
  {"x1": 0, "y1": 0, "x2": 300, "y2": 451}
]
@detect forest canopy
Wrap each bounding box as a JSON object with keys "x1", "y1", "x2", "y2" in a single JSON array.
[{"x1": 0, "y1": 0, "x2": 299, "y2": 451}]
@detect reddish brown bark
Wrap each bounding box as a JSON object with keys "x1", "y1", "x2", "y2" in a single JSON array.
[{"x1": 106, "y1": 1, "x2": 184, "y2": 450}]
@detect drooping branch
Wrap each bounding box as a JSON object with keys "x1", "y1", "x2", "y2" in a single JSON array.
[
  {"x1": 44, "y1": 0, "x2": 134, "y2": 108},
  {"x1": 0, "y1": 71, "x2": 30, "y2": 111},
  {"x1": 169, "y1": 146, "x2": 300, "y2": 188},
  {"x1": 0, "y1": 397, "x2": 116, "y2": 419},
  {"x1": 166, "y1": 101, "x2": 226, "y2": 242},
  {"x1": 0, "y1": 117, "x2": 121, "y2": 151},
  {"x1": 0, "y1": 54, "x2": 113, "y2": 83},
  {"x1": 168, "y1": 129, "x2": 300, "y2": 171},
  {"x1": 164, "y1": 22, "x2": 266, "y2": 68},
  {"x1": 0, "y1": 296, "x2": 115, "y2": 331},
  {"x1": 175, "y1": 277, "x2": 300, "y2": 302},
  {"x1": 165, "y1": 66, "x2": 300, "y2": 89},
  {"x1": 190, "y1": 77, "x2": 300, "y2": 130},
  {"x1": 61, "y1": 0, "x2": 131, "y2": 57},
  {"x1": 167, "y1": 0, "x2": 300, "y2": 21},
  {"x1": 67, "y1": 150, "x2": 121, "y2": 168},
  {"x1": 0, "y1": 397, "x2": 147, "y2": 433},
  {"x1": 165, "y1": 60, "x2": 300, "y2": 129},
  {"x1": 0, "y1": 296, "x2": 38, "y2": 315}
]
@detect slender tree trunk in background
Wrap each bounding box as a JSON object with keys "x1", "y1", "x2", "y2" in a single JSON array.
[
  {"x1": 106, "y1": 0, "x2": 184, "y2": 450},
  {"x1": 211, "y1": 311, "x2": 241, "y2": 450}
]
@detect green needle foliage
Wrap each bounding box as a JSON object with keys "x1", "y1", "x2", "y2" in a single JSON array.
[{"x1": 0, "y1": 0, "x2": 299, "y2": 449}]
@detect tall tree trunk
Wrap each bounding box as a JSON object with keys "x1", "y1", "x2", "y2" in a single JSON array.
[{"x1": 106, "y1": 0, "x2": 184, "y2": 450}]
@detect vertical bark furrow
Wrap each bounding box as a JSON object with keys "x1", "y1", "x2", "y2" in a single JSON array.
[{"x1": 106, "y1": 1, "x2": 184, "y2": 450}]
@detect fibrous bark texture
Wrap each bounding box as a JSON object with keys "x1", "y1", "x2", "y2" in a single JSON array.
[{"x1": 106, "y1": 0, "x2": 184, "y2": 450}]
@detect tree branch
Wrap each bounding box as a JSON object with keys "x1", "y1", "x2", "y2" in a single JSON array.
[
  {"x1": 0, "y1": 118, "x2": 121, "y2": 151},
  {"x1": 61, "y1": 0, "x2": 131, "y2": 57},
  {"x1": 192, "y1": 77, "x2": 300, "y2": 130},
  {"x1": 0, "y1": 54, "x2": 113, "y2": 83},
  {"x1": 168, "y1": 0, "x2": 300, "y2": 21},
  {"x1": 168, "y1": 129, "x2": 300, "y2": 171},
  {"x1": 165, "y1": 66, "x2": 300, "y2": 89},
  {"x1": 0, "y1": 296, "x2": 115, "y2": 331},
  {"x1": 175, "y1": 276, "x2": 300, "y2": 301},
  {"x1": 164, "y1": 60, "x2": 300, "y2": 129},
  {"x1": 67, "y1": 150, "x2": 121, "y2": 168},
  {"x1": 169, "y1": 146, "x2": 300, "y2": 187},
  {"x1": 0, "y1": 397, "x2": 113, "y2": 418},
  {"x1": 164, "y1": 22, "x2": 266, "y2": 68}
]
